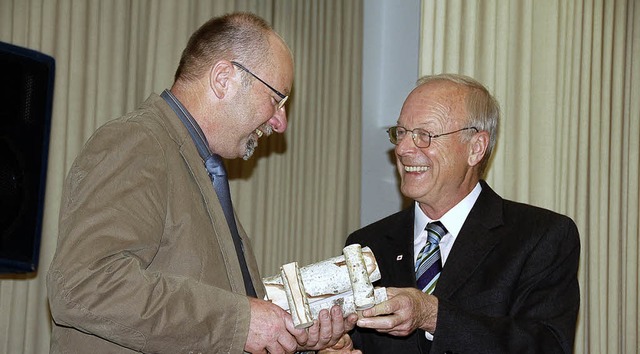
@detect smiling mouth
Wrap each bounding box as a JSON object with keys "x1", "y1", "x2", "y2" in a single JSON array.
[{"x1": 404, "y1": 165, "x2": 429, "y2": 172}]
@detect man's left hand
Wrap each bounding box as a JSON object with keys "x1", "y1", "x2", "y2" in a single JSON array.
[{"x1": 355, "y1": 287, "x2": 438, "y2": 336}]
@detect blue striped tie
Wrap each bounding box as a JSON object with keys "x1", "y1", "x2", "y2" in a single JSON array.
[{"x1": 415, "y1": 221, "x2": 447, "y2": 294}]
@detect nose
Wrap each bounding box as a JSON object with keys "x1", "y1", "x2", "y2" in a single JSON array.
[
  {"x1": 395, "y1": 132, "x2": 418, "y2": 156},
  {"x1": 269, "y1": 106, "x2": 288, "y2": 133}
]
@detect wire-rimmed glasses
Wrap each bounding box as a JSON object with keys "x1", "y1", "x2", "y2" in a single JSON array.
[
  {"x1": 386, "y1": 126, "x2": 479, "y2": 148},
  {"x1": 231, "y1": 61, "x2": 289, "y2": 110}
]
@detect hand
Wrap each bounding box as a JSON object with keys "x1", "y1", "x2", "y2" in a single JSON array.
[
  {"x1": 245, "y1": 297, "x2": 301, "y2": 354},
  {"x1": 296, "y1": 306, "x2": 359, "y2": 351},
  {"x1": 355, "y1": 287, "x2": 438, "y2": 336},
  {"x1": 317, "y1": 333, "x2": 362, "y2": 354}
]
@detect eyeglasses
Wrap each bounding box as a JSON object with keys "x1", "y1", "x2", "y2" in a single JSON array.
[
  {"x1": 386, "y1": 126, "x2": 479, "y2": 148},
  {"x1": 231, "y1": 61, "x2": 289, "y2": 110}
]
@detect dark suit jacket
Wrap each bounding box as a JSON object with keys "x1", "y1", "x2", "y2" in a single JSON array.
[{"x1": 346, "y1": 181, "x2": 580, "y2": 354}]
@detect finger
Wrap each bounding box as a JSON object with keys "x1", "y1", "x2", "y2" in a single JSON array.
[
  {"x1": 316, "y1": 309, "x2": 334, "y2": 345},
  {"x1": 303, "y1": 320, "x2": 320, "y2": 348},
  {"x1": 361, "y1": 299, "x2": 394, "y2": 318},
  {"x1": 285, "y1": 318, "x2": 309, "y2": 347},
  {"x1": 337, "y1": 333, "x2": 354, "y2": 350},
  {"x1": 329, "y1": 306, "x2": 345, "y2": 337},
  {"x1": 275, "y1": 333, "x2": 298, "y2": 354},
  {"x1": 344, "y1": 313, "x2": 359, "y2": 331},
  {"x1": 357, "y1": 313, "x2": 398, "y2": 330},
  {"x1": 331, "y1": 334, "x2": 347, "y2": 350}
]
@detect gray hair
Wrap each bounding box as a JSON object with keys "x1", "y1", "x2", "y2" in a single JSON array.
[{"x1": 417, "y1": 74, "x2": 500, "y2": 176}]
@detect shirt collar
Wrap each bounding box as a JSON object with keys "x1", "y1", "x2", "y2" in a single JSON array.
[
  {"x1": 161, "y1": 89, "x2": 212, "y2": 160},
  {"x1": 413, "y1": 182, "x2": 483, "y2": 239}
]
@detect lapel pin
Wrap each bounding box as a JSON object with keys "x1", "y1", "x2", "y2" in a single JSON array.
[{"x1": 396, "y1": 255, "x2": 403, "y2": 261}]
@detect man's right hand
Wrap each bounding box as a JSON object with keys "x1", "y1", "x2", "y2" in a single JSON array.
[
  {"x1": 245, "y1": 297, "x2": 301, "y2": 354},
  {"x1": 245, "y1": 299, "x2": 358, "y2": 354}
]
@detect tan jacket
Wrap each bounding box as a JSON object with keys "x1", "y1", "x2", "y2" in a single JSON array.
[{"x1": 47, "y1": 94, "x2": 265, "y2": 353}]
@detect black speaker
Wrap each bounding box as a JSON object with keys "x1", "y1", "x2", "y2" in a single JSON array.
[{"x1": 0, "y1": 41, "x2": 55, "y2": 274}]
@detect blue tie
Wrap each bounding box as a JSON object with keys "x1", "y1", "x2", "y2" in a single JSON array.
[
  {"x1": 204, "y1": 154, "x2": 235, "y2": 231},
  {"x1": 161, "y1": 90, "x2": 256, "y2": 297},
  {"x1": 205, "y1": 155, "x2": 257, "y2": 297},
  {"x1": 415, "y1": 221, "x2": 446, "y2": 294}
]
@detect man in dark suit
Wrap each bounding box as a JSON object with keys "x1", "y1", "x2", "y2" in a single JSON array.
[{"x1": 344, "y1": 74, "x2": 580, "y2": 354}]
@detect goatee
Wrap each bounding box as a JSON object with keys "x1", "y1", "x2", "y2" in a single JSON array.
[
  {"x1": 242, "y1": 124, "x2": 274, "y2": 160},
  {"x1": 243, "y1": 137, "x2": 256, "y2": 160}
]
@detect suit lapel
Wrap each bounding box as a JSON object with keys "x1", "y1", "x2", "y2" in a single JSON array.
[
  {"x1": 434, "y1": 182, "x2": 504, "y2": 298},
  {"x1": 178, "y1": 138, "x2": 249, "y2": 295},
  {"x1": 157, "y1": 96, "x2": 248, "y2": 295},
  {"x1": 376, "y1": 208, "x2": 418, "y2": 288}
]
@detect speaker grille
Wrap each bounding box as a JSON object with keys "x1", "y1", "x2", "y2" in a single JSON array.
[{"x1": 0, "y1": 41, "x2": 55, "y2": 274}]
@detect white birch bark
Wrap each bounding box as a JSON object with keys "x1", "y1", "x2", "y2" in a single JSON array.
[
  {"x1": 343, "y1": 244, "x2": 376, "y2": 310},
  {"x1": 281, "y1": 262, "x2": 314, "y2": 328},
  {"x1": 263, "y1": 245, "x2": 386, "y2": 318}
]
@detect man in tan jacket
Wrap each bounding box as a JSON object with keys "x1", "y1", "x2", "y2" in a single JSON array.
[{"x1": 47, "y1": 12, "x2": 357, "y2": 353}]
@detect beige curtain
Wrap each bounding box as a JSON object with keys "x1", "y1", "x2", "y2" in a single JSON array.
[
  {"x1": 420, "y1": 0, "x2": 639, "y2": 352},
  {"x1": 0, "y1": 0, "x2": 362, "y2": 352}
]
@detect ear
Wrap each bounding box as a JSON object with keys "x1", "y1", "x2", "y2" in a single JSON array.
[
  {"x1": 468, "y1": 130, "x2": 489, "y2": 167},
  {"x1": 209, "y1": 61, "x2": 237, "y2": 100}
]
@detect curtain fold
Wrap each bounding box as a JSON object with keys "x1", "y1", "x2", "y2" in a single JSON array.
[
  {"x1": 0, "y1": 1, "x2": 362, "y2": 352},
  {"x1": 419, "y1": 0, "x2": 639, "y2": 352}
]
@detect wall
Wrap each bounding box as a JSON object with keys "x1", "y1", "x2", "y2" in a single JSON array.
[{"x1": 361, "y1": 0, "x2": 421, "y2": 227}]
